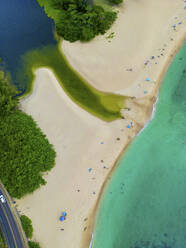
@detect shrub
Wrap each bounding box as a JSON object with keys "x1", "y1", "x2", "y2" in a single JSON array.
[
  {"x1": 20, "y1": 215, "x2": 33, "y2": 239},
  {"x1": 28, "y1": 241, "x2": 41, "y2": 248}
]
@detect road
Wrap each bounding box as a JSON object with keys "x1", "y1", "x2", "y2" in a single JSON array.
[{"x1": 0, "y1": 189, "x2": 25, "y2": 248}]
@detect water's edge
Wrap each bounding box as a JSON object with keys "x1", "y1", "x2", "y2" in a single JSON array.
[{"x1": 84, "y1": 36, "x2": 186, "y2": 248}]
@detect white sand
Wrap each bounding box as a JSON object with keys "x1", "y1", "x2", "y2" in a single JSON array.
[
  {"x1": 17, "y1": 69, "x2": 136, "y2": 248},
  {"x1": 17, "y1": 1, "x2": 186, "y2": 248},
  {"x1": 62, "y1": 0, "x2": 186, "y2": 96}
]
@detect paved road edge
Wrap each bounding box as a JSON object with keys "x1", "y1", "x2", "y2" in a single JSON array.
[{"x1": 0, "y1": 181, "x2": 29, "y2": 248}]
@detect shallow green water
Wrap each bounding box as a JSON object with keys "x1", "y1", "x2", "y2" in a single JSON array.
[{"x1": 92, "y1": 42, "x2": 186, "y2": 248}]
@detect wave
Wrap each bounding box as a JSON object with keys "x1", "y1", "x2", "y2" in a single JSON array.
[
  {"x1": 89, "y1": 233, "x2": 93, "y2": 248},
  {"x1": 137, "y1": 93, "x2": 159, "y2": 137}
]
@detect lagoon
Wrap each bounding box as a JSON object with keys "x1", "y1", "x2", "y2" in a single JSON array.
[
  {"x1": 0, "y1": 0, "x2": 56, "y2": 92},
  {"x1": 92, "y1": 42, "x2": 186, "y2": 248}
]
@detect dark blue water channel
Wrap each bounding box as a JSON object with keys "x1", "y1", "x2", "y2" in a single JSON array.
[{"x1": 0, "y1": 0, "x2": 56, "y2": 92}]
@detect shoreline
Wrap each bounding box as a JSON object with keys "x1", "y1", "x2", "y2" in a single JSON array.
[
  {"x1": 82, "y1": 34, "x2": 186, "y2": 248},
  {"x1": 17, "y1": 67, "x2": 131, "y2": 248},
  {"x1": 16, "y1": 1, "x2": 186, "y2": 247}
]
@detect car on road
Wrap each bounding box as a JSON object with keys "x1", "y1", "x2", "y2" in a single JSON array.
[{"x1": 0, "y1": 194, "x2": 6, "y2": 203}]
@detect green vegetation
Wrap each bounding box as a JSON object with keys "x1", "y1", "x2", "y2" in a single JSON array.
[
  {"x1": 109, "y1": 0, "x2": 123, "y2": 4},
  {"x1": 0, "y1": 70, "x2": 56, "y2": 198},
  {"x1": 0, "y1": 230, "x2": 7, "y2": 248},
  {"x1": 17, "y1": 44, "x2": 125, "y2": 121},
  {"x1": 36, "y1": 0, "x2": 122, "y2": 42},
  {"x1": 106, "y1": 31, "x2": 115, "y2": 42},
  {"x1": 94, "y1": 0, "x2": 112, "y2": 10},
  {"x1": 20, "y1": 215, "x2": 33, "y2": 239},
  {"x1": 0, "y1": 71, "x2": 18, "y2": 116},
  {"x1": 20, "y1": 215, "x2": 41, "y2": 248},
  {"x1": 106, "y1": 32, "x2": 115, "y2": 39},
  {"x1": 28, "y1": 241, "x2": 41, "y2": 248}
]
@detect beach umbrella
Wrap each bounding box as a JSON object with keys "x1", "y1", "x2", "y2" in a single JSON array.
[
  {"x1": 146, "y1": 77, "x2": 151, "y2": 82},
  {"x1": 62, "y1": 212, "x2": 67, "y2": 217},
  {"x1": 59, "y1": 216, "x2": 65, "y2": 222}
]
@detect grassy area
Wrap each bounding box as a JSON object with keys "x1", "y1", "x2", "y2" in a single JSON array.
[{"x1": 18, "y1": 43, "x2": 125, "y2": 121}]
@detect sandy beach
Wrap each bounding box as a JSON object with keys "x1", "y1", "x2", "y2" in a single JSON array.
[{"x1": 16, "y1": 1, "x2": 186, "y2": 248}]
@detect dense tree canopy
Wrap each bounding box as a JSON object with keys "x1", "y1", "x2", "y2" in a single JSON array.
[
  {"x1": 37, "y1": 0, "x2": 123, "y2": 42},
  {"x1": 0, "y1": 72, "x2": 56, "y2": 198},
  {"x1": 109, "y1": 0, "x2": 123, "y2": 4},
  {"x1": 20, "y1": 215, "x2": 33, "y2": 239},
  {"x1": 0, "y1": 71, "x2": 18, "y2": 116}
]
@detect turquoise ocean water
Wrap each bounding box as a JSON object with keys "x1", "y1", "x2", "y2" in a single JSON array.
[{"x1": 92, "y1": 42, "x2": 186, "y2": 248}]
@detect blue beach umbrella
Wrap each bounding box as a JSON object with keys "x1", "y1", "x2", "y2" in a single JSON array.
[
  {"x1": 146, "y1": 77, "x2": 151, "y2": 82},
  {"x1": 59, "y1": 216, "x2": 65, "y2": 222},
  {"x1": 62, "y1": 212, "x2": 67, "y2": 217}
]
